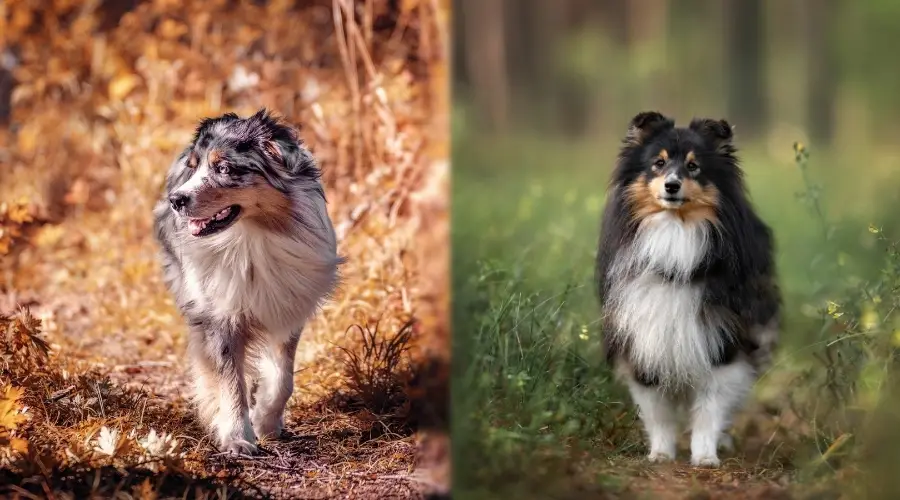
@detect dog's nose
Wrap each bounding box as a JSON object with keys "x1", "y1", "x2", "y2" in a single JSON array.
[
  {"x1": 664, "y1": 181, "x2": 681, "y2": 194},
  {"x1": 169, "y1": 193, "x2": 189, "y2": 210}
]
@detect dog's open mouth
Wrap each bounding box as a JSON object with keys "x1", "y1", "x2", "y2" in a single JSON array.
[{"x1": 188, "y1": 205, "x2": 242, "y2": 237}]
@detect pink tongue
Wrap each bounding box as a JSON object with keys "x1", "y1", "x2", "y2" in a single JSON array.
[{"x1": 189, "y1": 219, "x2": 209, "y2": 236}]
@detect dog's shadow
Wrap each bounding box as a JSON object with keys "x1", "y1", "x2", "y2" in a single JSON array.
[{"x1": 255, "y1": 428, "x2": 319, "y2": 458}]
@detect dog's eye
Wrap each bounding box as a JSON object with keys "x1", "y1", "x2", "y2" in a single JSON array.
[
  {"x1": 686, "y1": 161, "x2": 699, "y2": 172},
  {"x1": 653, "y1": 158, "x2": 666, "y2": 168},
  {"x1": 217, "y1": 164, "x2": 231, "y2": 175}
]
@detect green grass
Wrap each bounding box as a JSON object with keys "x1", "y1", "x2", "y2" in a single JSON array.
[{"x1": 451, "y1": 114, "x2": 900, "y2": 498}]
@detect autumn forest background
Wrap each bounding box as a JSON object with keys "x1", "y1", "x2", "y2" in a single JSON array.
[
  {"x1": 454, "y1": 0, "x2": 900, "y2": 498},
  {"x1": 0, "y1": 0, "x2": 449, "y2": 498}
]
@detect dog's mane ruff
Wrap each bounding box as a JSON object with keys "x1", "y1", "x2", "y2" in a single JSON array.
[{"x1": 178, "y1": 182, "x2": 343, "y2": 337}]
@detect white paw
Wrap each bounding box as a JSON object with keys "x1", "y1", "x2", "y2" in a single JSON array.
[
  {"x1": 647, "y1": 450, "x2": 675, "y2": 463},
  {"x1": 690, "y1": 455, "x2": 720, "y2": 467},
  {"x1": 215, "y1": 412, "x2": 257, "y2": 454},
  {"x1": 251, "y1": 410, "x2": 284, "y2": 438},
  {"x1": 221, "y1": 438, "x2": 258, "y2": 455}
]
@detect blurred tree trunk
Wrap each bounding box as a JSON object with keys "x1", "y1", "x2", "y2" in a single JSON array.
[
  {"x1": 0, "y1": 65, "x2": 12, "y2": 126},
  {"x1": 0, "y1": 46, "x2": 17, "y2": 126},
  {"x1": 723, "y1": 0, "x2": 766, "y2": 139},
  {"x1": 460, "y1": 0, "x2": 509, "y2": 131},
  {"x1": 504, "y1": 0, "x2": 543, "y2": 125},
  {"x1": 452, "y1": 0, "x2": 469, "y2": 88},
  {"x1": 627, "y1": 0, "x2": 669, "y2": 111},
  {"x1": 551, "y1": 0, "x2": 587, "y2": 135},
  {"x1": 601, "y1": 0, "x2": 630, "y2": 47},
  {"x1": 804, "y1": 0, "x2": 836, "y2": 146},
  {"x1": 627, "y1": 0, "x2": 668, "y2": 47}
]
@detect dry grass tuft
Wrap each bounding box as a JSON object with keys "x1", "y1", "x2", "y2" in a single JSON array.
[{"x1": 336, "y1": 321, "x2": 415, "y2": 419}]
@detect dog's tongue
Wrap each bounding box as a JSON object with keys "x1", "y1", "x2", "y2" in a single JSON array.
[{"x1": 188, "y1": 218, "x2": 210, "y2": 236}]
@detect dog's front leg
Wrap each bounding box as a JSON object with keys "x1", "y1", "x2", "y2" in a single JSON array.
[
  {"x1": 626, "y1": 376, "x2": 678, "y2": 462},
  {"x1": 189, "y1": 320, "x2": 257, "y2": 454},
  {"x1": 689, "y1": 360, "x2": 754, "y2": 467},
  {"x1": 250, "y1": 329, "x2": 301, "y2": 438}
]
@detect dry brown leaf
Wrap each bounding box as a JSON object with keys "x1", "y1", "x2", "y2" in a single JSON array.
[
  {"x1": 15, "y1": 123, "x2": 40, "y2": 155},
  {"x1": 0, "y1": 385, "x2": 27, "y2": 430},
  {"x1": 64, "y1": 178, "x2": 91, "y2": 206},
  {"x1": 158, "y1": 19, "x2": 188, "y2": 40},
  {"x1": 109, "y1": 73, "x2": 140, "y2": 101}
]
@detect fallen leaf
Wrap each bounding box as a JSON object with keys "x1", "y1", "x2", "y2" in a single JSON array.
[{"x1": 109, "y1": 73, "x2": 140, "y2": 101}]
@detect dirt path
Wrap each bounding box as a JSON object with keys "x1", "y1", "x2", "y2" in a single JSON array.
[{"x1": 601, "y1": 405, "x2": 799, "y2": 500}]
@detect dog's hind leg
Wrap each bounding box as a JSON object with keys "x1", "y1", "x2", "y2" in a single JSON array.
[
  {"x1": 189, "y1": 319, "x2": 257, "y2": 454},
  {"x1": 250, "y1": 329, "x2": 302, "y2": 438}
]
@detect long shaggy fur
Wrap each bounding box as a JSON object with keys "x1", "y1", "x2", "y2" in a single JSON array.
[
  {"x1": 153, "y1": 109, "x2": 343, "y2": 454},
  {"x1": 595, "y1": 111, "x2": 780, "y2": 466}
]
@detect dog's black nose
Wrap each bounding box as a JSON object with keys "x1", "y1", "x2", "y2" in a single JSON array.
[
  {"x1": 169, "y1": 193, "x2": 189, "y2": 210},
  {"x1": 664, "y1": 181, "x2": 681, "y2": 194}
]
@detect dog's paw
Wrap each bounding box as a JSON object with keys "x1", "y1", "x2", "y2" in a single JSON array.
[
  {"x1": 251, "y1": 411, "x2": 284, "y2": 439},
  {"x1": 216, "y1": 413, "x2": 258, "y2": 455},
  {"x1": 221, "y1": 438, "x2": 258, "y2": 455},
  {"x1": 690, "y1": 454, "x2": 721, "y2": 467},
  {"x1": 647, "y1": 451, "x2": 675, "y2": 463}
]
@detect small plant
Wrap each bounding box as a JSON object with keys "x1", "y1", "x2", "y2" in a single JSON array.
[
  {"x1": 336, "y1": 320, "x2": 415, "y2": 421},
  {"x1": 0, "y1": 307, "x2": 50, "y2": 375},
  {"x1": 785, "y1": 143, "x2": 900, "y2": 489}
]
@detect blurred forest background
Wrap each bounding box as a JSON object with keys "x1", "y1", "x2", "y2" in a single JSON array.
[
  {"x1": 454, "y1": 1, "x2": 900, "y2": 499},
  {"x1": 0, "y1": 0, "x2": 449, "y2": 498}
]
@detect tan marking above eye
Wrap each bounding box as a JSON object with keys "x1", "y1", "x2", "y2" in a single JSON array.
[
  {"x1": 685, "y1": 151, "x2": 700, "y2": 171},
  {"x1": 652, "y1": 149, "x2": 668, "y2": 170},
  {"x1": 188, "y1": 151, "x2": 199, "y2": 168},
  {"x1": 208, "y1": 149, "x2": 223, "y2": 165}
]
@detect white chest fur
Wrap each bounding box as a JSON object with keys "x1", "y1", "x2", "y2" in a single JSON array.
[
  {"x1": 607, "y1": 212, "x2": 724, "y2": 385},
  {"x1": 182, "y1": 221, "x2": 339, "y2": 336}
]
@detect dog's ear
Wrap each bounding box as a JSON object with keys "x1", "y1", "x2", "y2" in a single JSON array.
[
  {"x1": 249, "y1": 108, "x2": 319, "y2": 179},
  {"x1": 265, "y1": 136, "x2": 318, "y2": 179},
  {"x1": 625, "y1": 111, "x2": 674, "y2": 146},
  {"x1": 689, "y1": 118, "x2": 734, "y2": 151}
]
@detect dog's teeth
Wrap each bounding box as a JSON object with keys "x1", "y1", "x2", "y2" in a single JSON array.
[{"x1": 214, "y1": 207, "x2": 231, "y2": 220}]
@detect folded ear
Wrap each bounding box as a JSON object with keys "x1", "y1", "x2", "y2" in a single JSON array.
[
  {"x1": 689, "y1": 118, "x2": 734, "y2": 151},
  {"x1": 265, "y1": 136, "x2": 317, "y2": 178},
  {"x1": 625, "y1": 111, "x2": 674, "y2": 146}
]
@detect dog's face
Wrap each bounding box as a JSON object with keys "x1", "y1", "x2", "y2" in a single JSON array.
[
  {"x1": 617, "y1": 111, "x2": 738, "y2": 223},
  {"x1": 166, "y1": 110, "x2": 320, "y2": 237}
]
